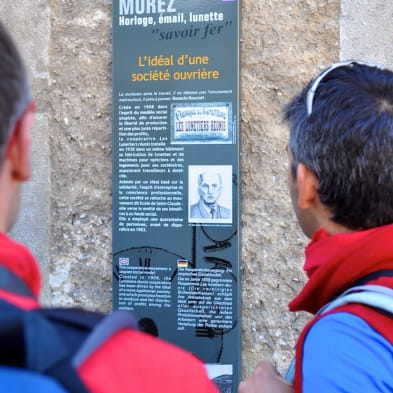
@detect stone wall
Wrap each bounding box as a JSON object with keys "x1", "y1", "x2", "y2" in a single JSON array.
[
  {"x1": 2, "y1": 0, "x2": 392, "y2": 382},
  {"x1": 47, "y1": 0, "x2": 113, "y2": 311}
]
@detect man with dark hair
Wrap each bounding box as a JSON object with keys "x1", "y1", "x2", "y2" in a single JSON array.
[
  {"x1": 0, "y1": 21, "x2": 219, "y2": 393},
  {"x1": 240, "y1": 61, "x2": 393, "y2": 393}
]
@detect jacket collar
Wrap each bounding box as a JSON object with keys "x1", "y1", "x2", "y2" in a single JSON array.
[
  {"x1": 289, "y1": 223, "x2": 393, "y2": 314},
  {"x1": 0, "y1": 233, "x2": 40, "y2": 298}
]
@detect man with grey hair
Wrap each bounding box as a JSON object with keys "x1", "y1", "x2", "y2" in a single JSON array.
[
  {"x1": 190, "y1": 170, "x2": 230, "y2": 219},
  {"x1": 240, "y1": 60, "x2": 393, "y2": 393}
]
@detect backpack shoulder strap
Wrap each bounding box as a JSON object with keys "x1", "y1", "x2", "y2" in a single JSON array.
[
  {"x1": 72, "y1": 310, "x2": 138, "y2": 367},
  {"x1": 0, "y1": 266, "x2": 138, "y2": 390},
  {"x1": 0, "y1": 299, "x2": 90, "y2": 393},
  {"x1": 37, "y1": 306, "x2": 138, "y2": 368},
  {"x1": 285, "y1": 284, "x2": 393, "y2": 383},
  {"x1": 317, "y1": 285, "x2": 393, "y2": 316}
]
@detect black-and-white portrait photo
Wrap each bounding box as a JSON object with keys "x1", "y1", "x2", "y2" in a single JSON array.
[{"x1": 189, "y1": 165, "x2": 232, "y2": 224}]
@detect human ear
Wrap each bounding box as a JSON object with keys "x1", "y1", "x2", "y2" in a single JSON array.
[
  {"x1": 296, "y1": 163, "x2": 319, "y2": 209},
  {"x1": 7, "y1": 102, "x2": 35, "y2": 182}
]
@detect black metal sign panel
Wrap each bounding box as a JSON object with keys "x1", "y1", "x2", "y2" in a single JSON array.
[{"x1": 112, "y1": 1, "x2": 240, "y2": 391}]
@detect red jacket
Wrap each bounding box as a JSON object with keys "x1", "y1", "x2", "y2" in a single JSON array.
[
  {"x1": 289, "y1": 224, "x2": 393, "y2": 393},
  {"x1": 0, "y1": 233, "x2": 220, "y2": 393}
]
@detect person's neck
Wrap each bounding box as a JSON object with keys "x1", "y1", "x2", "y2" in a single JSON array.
[
  {"x1": 319, "y1": 221, "x2": 355, "y2": 236},
  {"x1": 311, "y1": 203, "x2": 355, "y2": 237}
]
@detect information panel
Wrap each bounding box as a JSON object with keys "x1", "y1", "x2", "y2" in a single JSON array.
[{"x1": 112, "y1": 0, "x2": 240, "y2": 391}]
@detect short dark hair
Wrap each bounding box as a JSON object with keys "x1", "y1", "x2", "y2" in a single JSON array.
[
  {"x1": 284, "y1": 62, "x2": 393, "y2": 230},
  {"x1": 0, "y1": 22, "x2": 31, "y2": 163}
]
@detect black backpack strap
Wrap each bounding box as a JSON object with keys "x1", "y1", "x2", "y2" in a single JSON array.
[
  {"x1": 73, "y1": 310, "x2": 138, "y2": 367},
  {"x1": 37, "y1": 307, "x2": 138, "y2": 367},
  {"x1": 0, "y1": 266, "x2": 138, "y2": 391},
  {"x1": 26, "y1": 308, "x2": 137, "y2": 390},
  {"x1": 37, "y1": 307, "x2": 106, "y2": 356},
  {"x1": 0, "y1": 299, "x2": 90, "y2": 393}
]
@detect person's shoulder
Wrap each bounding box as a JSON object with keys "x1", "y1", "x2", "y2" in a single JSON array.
[
  {"x1": 125, "y1": 328, "x2": 202, "y2": 361},
  {"x1": 302, "y1": 312, "x2": 393, "y2": 392},
  {"x1": 306, "y1": 311, "x2": 391, "y2": 347},
  {"x1": 79, "y1": 329, "x2": 219, "y2": 393},
  {"x1": 96, "y1": 328, "x2": 206, "y2": 365}
]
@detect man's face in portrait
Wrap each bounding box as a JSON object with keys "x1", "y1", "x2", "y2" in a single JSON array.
[{"x1": 198, "y1": 172, "x2": 222, "y2": 206}]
